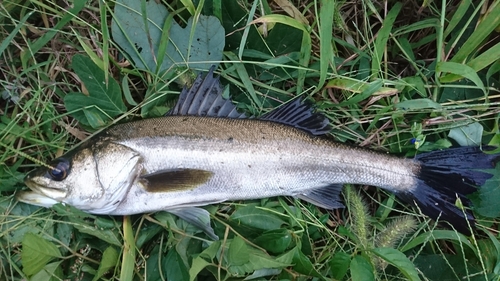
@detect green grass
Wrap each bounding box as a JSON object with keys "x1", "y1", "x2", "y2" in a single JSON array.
[{"x1": 1, "y1": 0, "x2": 500, "y2": 280}]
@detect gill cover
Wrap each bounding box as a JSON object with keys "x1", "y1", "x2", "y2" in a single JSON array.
[{"x1": 74, "y1": 142, "x2": 142, "y2": 213}]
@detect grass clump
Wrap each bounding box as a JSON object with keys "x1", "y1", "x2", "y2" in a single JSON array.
[{"x1": 1, "y1": 0, "x2": 500, "y2": 280}]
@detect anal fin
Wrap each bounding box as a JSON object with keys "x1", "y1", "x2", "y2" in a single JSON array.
[{"x1": 297, "y1": 184, "x2": 345, "y2": 209}]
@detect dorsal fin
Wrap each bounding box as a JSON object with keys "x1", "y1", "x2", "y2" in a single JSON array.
[
  {"x1": 260, "y1": 98, "x2": 331, "y2": 135},
  {"x1": 166, "y1": 66, "x2": 246, "y2": 118}
]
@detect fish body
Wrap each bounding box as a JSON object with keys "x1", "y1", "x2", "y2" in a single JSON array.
[
  {"x1": 95, "y1": 116, "x2": 416, "y2": 215},
  {"x1": 19, "y1": 67, "x2": 500, "y2": 236}
]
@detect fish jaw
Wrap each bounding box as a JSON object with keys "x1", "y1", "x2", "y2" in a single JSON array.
[
  {"x1": 16, "y1": 191, "x2": 61, "y2": 208},
  {"x1": 18, "y1": 169, "x2": 69, "y2": 207}
]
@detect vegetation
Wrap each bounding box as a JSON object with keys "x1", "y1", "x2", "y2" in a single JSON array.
[{"x1": 1, "y1": 0, "x2": 500, "y2": 280}]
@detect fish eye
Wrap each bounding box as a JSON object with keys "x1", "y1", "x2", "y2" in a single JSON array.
[{"x1": 48, "y1": 158, "x2": 71, "y2": 181}]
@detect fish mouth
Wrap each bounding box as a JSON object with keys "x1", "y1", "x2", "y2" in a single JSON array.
[
  {"x1": 17, "y1": 180, "x2": 68, "y2": 208},
  {"x1": 16, "y1": 190, "x2": 60, "y2": 207}
]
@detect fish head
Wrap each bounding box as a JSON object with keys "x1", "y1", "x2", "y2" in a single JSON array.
[{"x1": 19, "y1": 142, "x2": 142, "y2": 214}]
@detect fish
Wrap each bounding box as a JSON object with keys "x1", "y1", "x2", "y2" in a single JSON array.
[{"x1": 17, "y1": 66, "x2": 500, "y2": 238}]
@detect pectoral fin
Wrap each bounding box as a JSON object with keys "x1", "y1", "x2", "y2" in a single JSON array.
[
  {"x1": 168, "y1": 207, "x2": 218, "y2": 240},
  {"x1": 140, "y1": 169, "x2": 213, "y2": 192}
]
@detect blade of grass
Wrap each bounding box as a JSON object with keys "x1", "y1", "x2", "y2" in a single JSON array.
[
  {"x1": 371, "y1": 2, "x2": 401, "y2": 79},
  {"x1": 0, "y1": 10, "x2": 34, "y2": 56},
  {"x1": 249, "y1": 14, "x2": 312, "y2": 95},
  {"x1": 73, "y1": 29, "x2": 105, "y2": 70},
  {"x1": 433, "y1": 0, "x2": 446, "y2": 101},
  {"x1": 179, "y1": 0, "x2": 195, "y2": 15},
  {"x1": 99, "y1": 0, "x2": 110, "y2": 82},
  {"x1": 224, "y1": 51, "x2": 262, "y2": 108},
  {"x1": 238, "y1": 0, "x2": 258, "y2": 60},
  {"x1": 185, "y1": 0, "x2": 206, "y2": 67},
  {"x1": 155, "y1": 12, "x2": 174, "y2": 73},
  {"x1": 20, "y1": 0, "x2": 87, "y2": 64},
  {"x1": 449, "y1": 1, "x2": 500, "y2": 64},
  {"x1": 443, "y1": 0, "x2": 472, "y2": 38},
  {"x1": 120, "y1": 215, "x2": 135, "y2": 280},
  {"x1": 317, "y1": 0, "x2": 335, "y2": 91},
  {"x1": 441, "y1": 42, "x2": 500, "y2": 83}
]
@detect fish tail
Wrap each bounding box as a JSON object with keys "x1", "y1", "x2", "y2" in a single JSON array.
[{"x1": 397, "y1": 146, "x2": 499, "y2": 235}]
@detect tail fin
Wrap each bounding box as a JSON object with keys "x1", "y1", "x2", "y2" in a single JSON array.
[{"x1": 397, "y1": 146, "x2": 499, "y2": 235}]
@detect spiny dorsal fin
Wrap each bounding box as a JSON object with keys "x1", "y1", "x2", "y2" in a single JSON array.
[
  {"x1": 167, "y1": 66, "x2": 246, "y2": 118},
  {"x1": 260, "y1": 98, "x2": 331, "y2": 135}
]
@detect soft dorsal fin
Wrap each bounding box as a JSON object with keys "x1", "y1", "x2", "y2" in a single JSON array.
[
  {"x1": 260, "y1": 98, "x2": 331, "y2": 135},
  {"x1": 167, "y1": 66, "x2": 246, "y2": 118}
]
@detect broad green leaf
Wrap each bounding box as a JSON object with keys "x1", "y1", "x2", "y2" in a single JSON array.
[
  {"x1": 448, "y1": 122, "x2": 483, "y2": 146},
  {"x1": 413, "y1": 254, "x2": 483, "y2": 280},
  {"x1": 350, "y1": 255, "x2": 374, "y2": 281},
  {"x1": 253, "y1": 229, "x2": 292, "y2": 254},
  {"x1": 438, "y1": 79, "x2": 485, "y2": 103},
  {"x1": 111, "y1": 0, "x2": 224, "y2": 72},
  {"x1": 291, "y1": 247, "x2": 323, "y2": 278},
  {"x1": 145, "y1": 246, "x2": 163, "y2": 280},
  {"x1": 136, "y1": 224, "x2": 163, "y2": 248},
  {"x1": 189, "y1": 241, "x2": 221, "y2": 281},
  {"x1": 329, "y1": 251, "x2": 351, "y2": 280},
  {"x1": 92, "y1": 247, "x2": 119, "y2": 281},
  {"x1": 243, "y1": 268, "x2": 282, "y2": 280},
  {"x1": 73, "y1": 223, "x2": 122, "y2": 246},
  {"x1": 474, "y1": 163, "x2": 500, "y2": 218},
  {"x1": 326, "y1": 78, "x2": 397, "y2": 106},
  {"x1": 231, "y1": 205, "x2": 286, "y2": 230},
  {"x1": 165, "y1": 250, "x2": 190, "y2": 281},
  {"x1": 437, "y1": 62, "x2": 485, "y2": 94},
  {"x1": 29, "y1": 261, "x2": 63, "y2": 281},
  {"x1": 274, "y1": 247, "x2": 294, "y2": 263},
  {"x1": 395, "y1": 98, "x2": 442, "y2": 110},
  {"x1": 228, "y1": 236, "x2": 250, "y2": 266},
  {"x1": 475, "y1": 236, "x2": 500, "y2": 273},
  {"x1": 22, "y1": 233, "x2": 62, "y2": 276},
  {"x1": 64, "y1": 55, "x2": 126, "y2": 128},
  {"x1": 140, "y1": 81, "x2": 169, "y2": 118},
  {"x1": 227, "y1": 247, "x2": 290, "y2": 276},
  {"x1": 400, "y1": 230, "x2": 477, "y2": 255},
  {"x1": 402, "y1": 76, "x2": 427, "y2": 97},
  {"x1": 371, "y1": 248, "x2": 420, "y2": 281},
  {"x1": 189, "y1": 256, "x2": 212, "y2": 281}
]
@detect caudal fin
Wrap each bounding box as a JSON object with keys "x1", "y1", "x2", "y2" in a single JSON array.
[{"x1": 397, "y1": 146, "x2": 499, "y2": 235}]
